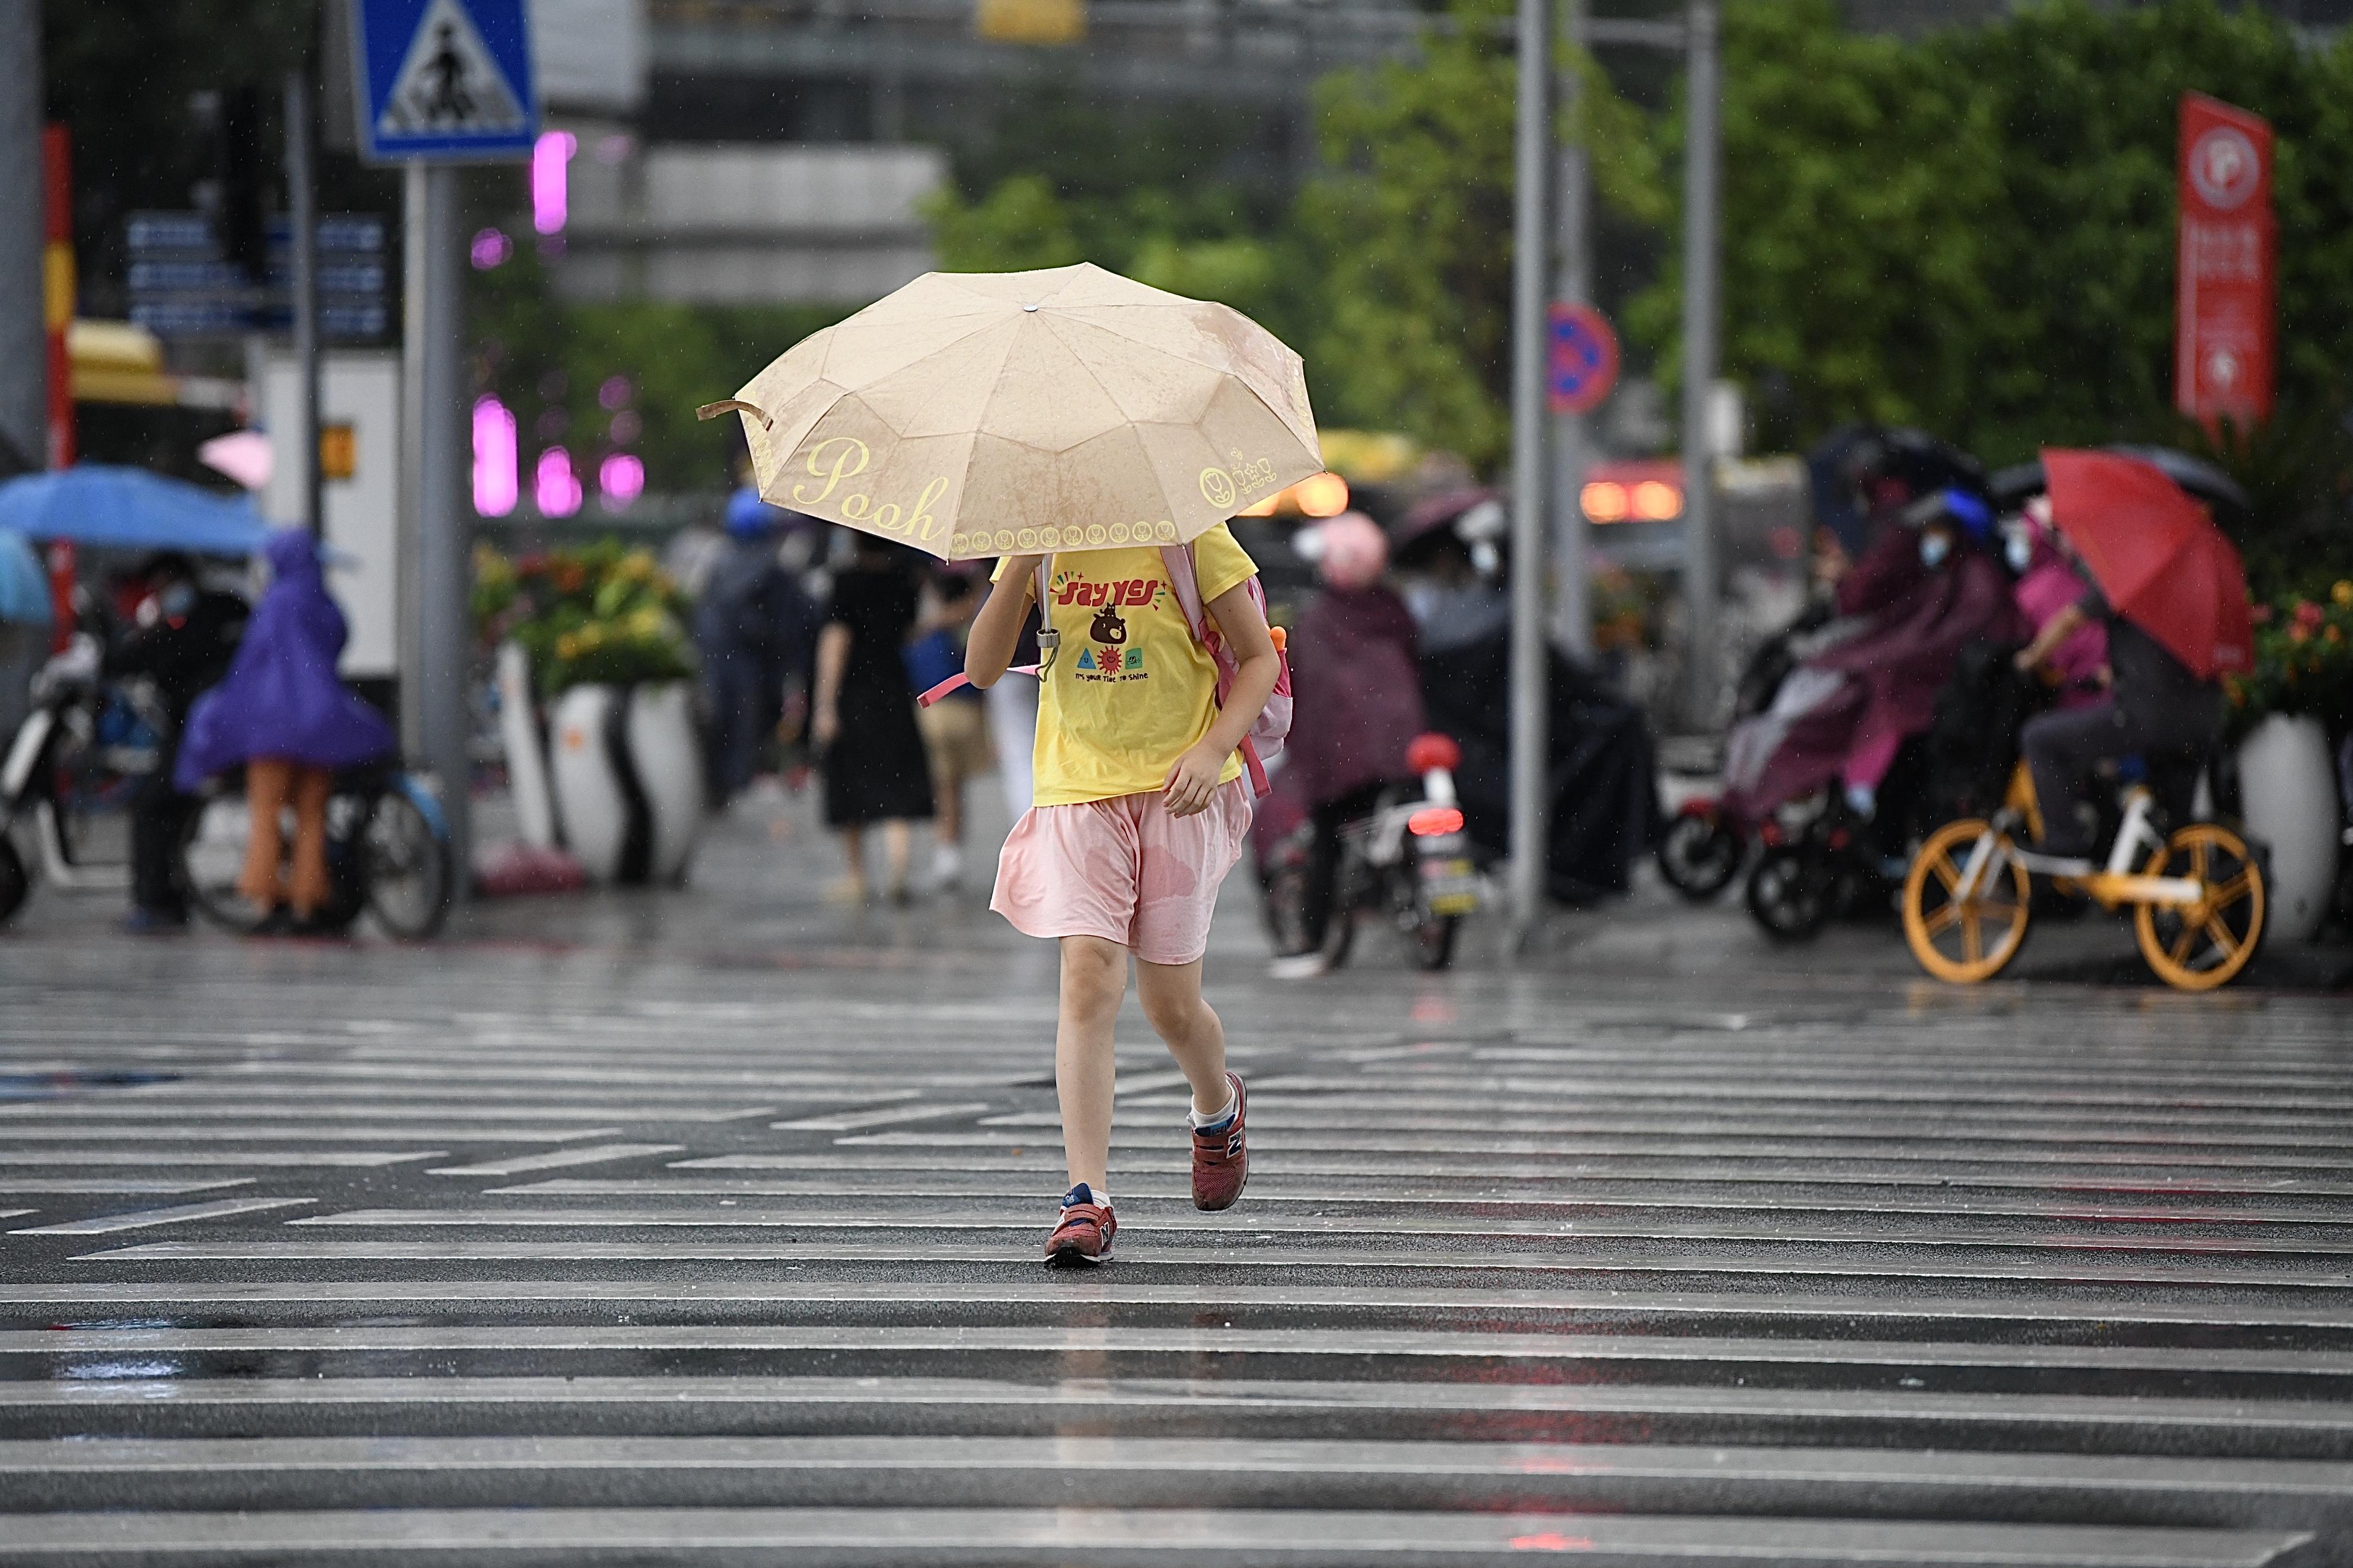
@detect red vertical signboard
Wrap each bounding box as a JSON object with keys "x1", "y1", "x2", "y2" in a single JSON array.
[{"x1": 2175, "y1": 93, "x2": 2275, "y2": 429}]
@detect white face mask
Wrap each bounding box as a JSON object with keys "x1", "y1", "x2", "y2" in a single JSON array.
[
  {"x1": 2004, "y1": 535, "x2": 2033, "y2": 574},
  {"x1": 1919, "y1": 533, "x2": 1951, "y2": 569}
]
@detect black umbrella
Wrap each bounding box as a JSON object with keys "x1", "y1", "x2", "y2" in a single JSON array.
[{"x1": 1807, "y1": 426, "x2": 1987, "y2": 555}]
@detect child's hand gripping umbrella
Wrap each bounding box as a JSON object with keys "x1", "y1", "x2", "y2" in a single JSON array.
[{"x1": 697, "y1": 262, "x2": 1324, "y2": 561}]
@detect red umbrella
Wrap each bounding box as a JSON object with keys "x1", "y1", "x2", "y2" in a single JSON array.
[{"x1": 2040, "y1": 449, "x2": 2253, "y2": 679}]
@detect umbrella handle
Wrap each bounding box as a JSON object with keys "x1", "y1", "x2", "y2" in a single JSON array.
[{"x1": 696, "y1": 400, "x2": 771, "y2": 429}]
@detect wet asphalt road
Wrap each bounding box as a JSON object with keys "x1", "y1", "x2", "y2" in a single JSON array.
[{"x1": 1, "y1": 784, "x2": 2350, "y2": 1565}]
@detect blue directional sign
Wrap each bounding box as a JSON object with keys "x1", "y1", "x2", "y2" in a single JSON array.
[
  {"x1": 1547, "y1": 302, "x2": 1621, "y2": 416},
  {"x1": 351, "y1": 0, "x2": 538, "y2": 164}
]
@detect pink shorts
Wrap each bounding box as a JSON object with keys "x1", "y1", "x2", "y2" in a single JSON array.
[{"x1": 991, "y1": 778, "x2": 1254, "y2": 966}]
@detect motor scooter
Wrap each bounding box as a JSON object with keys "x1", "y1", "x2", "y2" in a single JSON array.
[
  {"x1": 0, "y1": 638, "x2": 163, "y2": 922},
  {"x1": 1264, "y1": 732, "x2": 1482, "y2": 972}
]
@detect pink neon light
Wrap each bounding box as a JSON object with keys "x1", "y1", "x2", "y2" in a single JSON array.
[
  {"x1": 534, "y1": 446, "x2": 583, "y2": 518},
  {"x1": 532, "y1": 131, "x2": 576, "y2": 236},
  {"x1": 471, "y1": 397, "x2": 518, "y2": 517},
  {"x1": 598, "y1": 453, "x2": 646, "y2": 510}
]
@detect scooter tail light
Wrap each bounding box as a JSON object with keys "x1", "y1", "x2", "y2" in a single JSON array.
[{"x1": 1408, "y1": 807, "x2": 1465, "y2": 838}]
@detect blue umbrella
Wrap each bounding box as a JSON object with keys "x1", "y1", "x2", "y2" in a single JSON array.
[
  {"x1": 0, "y1": 528, "x2": 51, "y2": 626},
  {"x1": 0, "y1": 465, "x2": 275, "y2": 557}
]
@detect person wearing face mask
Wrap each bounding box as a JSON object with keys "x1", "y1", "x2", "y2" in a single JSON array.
[
  {"x1": 2004, "y1": 497, "x2": 2108, "y2": 711},
  {"x1": 1723, "y1": 489, "x2": 2022, "y2": 833},
  {"x1": 104, "y1": 553, "x2": 251, "y2": 933}
]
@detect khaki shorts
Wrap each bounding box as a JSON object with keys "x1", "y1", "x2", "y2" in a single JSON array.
[{"x1": 917, "y1": 698, "x2": 994, "y2": 788}]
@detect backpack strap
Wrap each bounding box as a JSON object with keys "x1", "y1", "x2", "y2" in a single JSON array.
[
  {"x1": 919, "y1": 554, "x2": 1057, "y2": 709},
  {"x1": 1158, "y1": 542, "x2": 1271, "y2": 797}
]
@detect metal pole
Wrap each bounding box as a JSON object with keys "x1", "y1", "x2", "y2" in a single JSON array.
[
  {"x1": 414, "y1": 165, "x2": 471, "y2": 885},
  {"x1": 1678, "y1": 0, "x2": 1721, "y2": 730},
  {"x1": 285, "y1": 71, "x2": 324, "y2": 538},
  {"x1": 1507, "y1": 0, "x2": 1552, "y2": 944},
  {"x1": 399, "y1": 167, "x2": 427, "y2": 760},
  {"x1": 0, "y1": 0, "x2": 45, "y2": 474},
  {"x1": 1550, "y1": 0, "x2": 1592, "y2": 660}
]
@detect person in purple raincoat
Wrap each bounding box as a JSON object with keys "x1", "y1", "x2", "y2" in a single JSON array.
[{"x1": 176, "y1": 531, "x2": 396, "y2": 930}]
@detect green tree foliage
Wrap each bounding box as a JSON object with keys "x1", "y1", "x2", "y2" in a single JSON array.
[
  {"x1": 470, "y1": 243, "x2": 850, "y2": 494},
  {"x1": 1631, "y1": 0, "x2": 2353, "y2": 468}
]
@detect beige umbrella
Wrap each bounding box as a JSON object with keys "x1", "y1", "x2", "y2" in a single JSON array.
[{"x1": 697, "y1": 262, "x2": 1322, "y2": 560}]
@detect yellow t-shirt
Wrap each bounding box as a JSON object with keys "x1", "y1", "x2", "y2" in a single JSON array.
[{"x1": 995, "y1": 524, "x2": 1258, "y2": 806}]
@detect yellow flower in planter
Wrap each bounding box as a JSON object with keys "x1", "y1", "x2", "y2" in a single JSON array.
[{"x1": 2334, "y1": 579, "x2": 2353, "y2": 607}]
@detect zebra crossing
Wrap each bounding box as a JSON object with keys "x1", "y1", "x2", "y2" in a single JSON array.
[{"x1": 1, "y1": 943, "x2": 2351, "y2": 1564}]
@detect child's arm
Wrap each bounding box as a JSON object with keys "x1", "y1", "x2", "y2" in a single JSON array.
[
  {"x1": 1163, "y1": 579, "x2": 1280, "y2": 818},
  {"x1": 964, "y1": 555, "x2": 1044, "y2": 689}
]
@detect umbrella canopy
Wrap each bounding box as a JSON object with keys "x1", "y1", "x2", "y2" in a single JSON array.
[
  {"x1": 1806, "y1": 426, "x2": 1986, "y2": 557},
  {"x1": 0, "y1": 528, "x2": 52, "y2": 625},
  {"x1": 2041, "y1": 449, "x2": 2252, "y2": 680},
  {"x1": 0, "y1": 465, "x2": 275, "y2": 556},
  {"x1": 1988, "y1": 445, "x2": 2252, "y2": 528},
  {"x1": 700, "y1": 263, "x2": 1322, "y2": 561}
]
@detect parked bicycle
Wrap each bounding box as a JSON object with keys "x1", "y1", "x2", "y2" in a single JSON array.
[{"x1": 176, "y1": 763, "x2": 456, "y2": 940}]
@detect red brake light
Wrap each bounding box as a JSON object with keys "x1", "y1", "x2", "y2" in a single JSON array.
[
  {"x1": 1405, "y1": 732, "x2": 1461, "y2": 774},
  {"x1": 1408, "y1": 807, "x2": 1465, "y2": 838}
]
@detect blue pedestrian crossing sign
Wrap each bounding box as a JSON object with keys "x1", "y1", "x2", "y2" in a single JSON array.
[
  {"x1": 351, "y1": 0, "x2": 538, "y2": 164},
  {"x1": 1546, "y1": 302, "x2": 1621, "y2": 416}
]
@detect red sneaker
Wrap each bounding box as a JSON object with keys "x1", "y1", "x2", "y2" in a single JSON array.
[
  {"x1": 1043, "y1": 1184, "x2": 1115, "y2": 1266},
  {"x1": 1191, "y1": 1071, "x2": 1248, "y2": 1212}
]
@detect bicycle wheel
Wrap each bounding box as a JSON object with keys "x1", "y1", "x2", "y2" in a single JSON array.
[
  {"x1": 0, "y1": 836, "x2": 26, "y2": 925},
  {"x1": 361, "y1": 785, "x2": 454, "y2": 940},
  {"x1": 1902, "y1": 818, "x2": 2031, "y2": 983},
  {"x1": 1745, "y1": 845, "x2": 1831, "y2": 942},
  {"x1": 2135, "y1": 823, "x2": 2264, "y2": 992},
  {"x1": 1657, "y1": 808, "x2": 1743, "y2": 901},
  {"x1": 176, "y1": 790, "x2": 272, "y2": 934}
]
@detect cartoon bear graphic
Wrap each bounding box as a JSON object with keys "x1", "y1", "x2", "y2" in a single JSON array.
[{"x1": 1089, "y1": 605, "x2": 1128, "y2": 646}]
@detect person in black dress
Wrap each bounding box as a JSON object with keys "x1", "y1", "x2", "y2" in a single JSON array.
[{"x1": 811, "y1": 532, "x2": 935, "y2": 902}]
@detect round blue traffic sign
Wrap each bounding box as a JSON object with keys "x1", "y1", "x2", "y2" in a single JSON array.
[{"x1": 1546, "y1": 303, "x2": 1620, "y2": 415}]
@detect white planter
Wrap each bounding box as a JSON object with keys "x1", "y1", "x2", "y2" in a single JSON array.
[
  {"x1": 547, "y1": 681, "x2": 707, "y2": 886},
  {"x1": 549, "y1": 684, "x2": 630, "y2": 882},
  {"x1": 2237, "y1": 713, "x2": 2341, "y2": 943},
  {"x1": 626, "y1": 680, "x2": 705, "y2": 884},
  {"x1": 495, "y1": 642, "x2": 557, "y2": 849}
]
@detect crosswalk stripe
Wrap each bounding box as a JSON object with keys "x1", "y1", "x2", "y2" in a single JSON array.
[
  {"x1": 0, "y1": 1508, "x2": 2310, "y2": 1563},
  {"x1": 426, "y1": 1145, "x2": 685, "y2": 1178},
  {"x1": 2, "y1": 1278, "x2": 2348, "y2": 1327},
  {"x1": 4, "y1": 1324, "x2": 2341, "y2": 1375},
  {"x1": 8, "y1": 1197, "x2": 313, "y2": 1235}
]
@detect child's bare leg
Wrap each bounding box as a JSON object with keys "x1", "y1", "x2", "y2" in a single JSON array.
[
  {"x1": 1136, "y1": 957, "x2": 1232, "y2": 1116},
  {"x1": 1056, "y1": 936, "x2": 1127, "y2": 1192}
]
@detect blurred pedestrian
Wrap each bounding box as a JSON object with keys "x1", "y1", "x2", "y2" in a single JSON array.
[
  {"x1": 2005, "y1": 497, "x2": 2108, "y2": 710},
  {"x1": 695, "y1": 488, "x2": 818, "y2": 806},
  {"x1": 174, "y1": 532, "x2": 396, "y2": 934},
  {"x1": 965, "y1": 524, "x2": 1279, "y2": 1264},
  {"x1": 811, "y1": 532, "x2": 933, "y2": 903},
  {"x1": 903, "y1": 570, "x2": 992, "y2": 891},
  {"x1": 986, "y1": 609, "x2": 1041, "y2": 818},
  {"x1": 1270, "y1": 512, "x2": 1424, "y2": 977},
  {"x1": 105, "y1": 553, "x2": 248, "y2": 933}
]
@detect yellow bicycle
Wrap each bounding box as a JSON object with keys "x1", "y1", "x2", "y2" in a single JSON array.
[{"x1": 1902, "y1": 763, "x2": 2265, "y2": 992}]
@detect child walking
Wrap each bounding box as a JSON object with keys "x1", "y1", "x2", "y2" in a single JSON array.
[{"x1": 964, "y1": 523, "x2": 1281, "y2": 1264}]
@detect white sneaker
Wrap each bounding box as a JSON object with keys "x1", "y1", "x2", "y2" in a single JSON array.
[
  {"x1": 1267, "y1": 951, "x2": 1330, "y2": 981},
  {"x1": 930, "y1": 845, "x2": 963, "y2": 891}
]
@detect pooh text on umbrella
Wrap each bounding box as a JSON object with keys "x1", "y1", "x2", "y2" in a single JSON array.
[{"x1": 790, "y1": 437, "x2": 947, "y2": 540}]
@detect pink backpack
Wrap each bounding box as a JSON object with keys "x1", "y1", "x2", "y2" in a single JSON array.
[{"x1": 919, "y1": 546, "x2": 1292, "y2": 796}]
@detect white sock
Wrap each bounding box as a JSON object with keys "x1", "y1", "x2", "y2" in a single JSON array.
[{"x1": 1189, "y1": 1090, "x2": 1238, "y2": 1131}]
